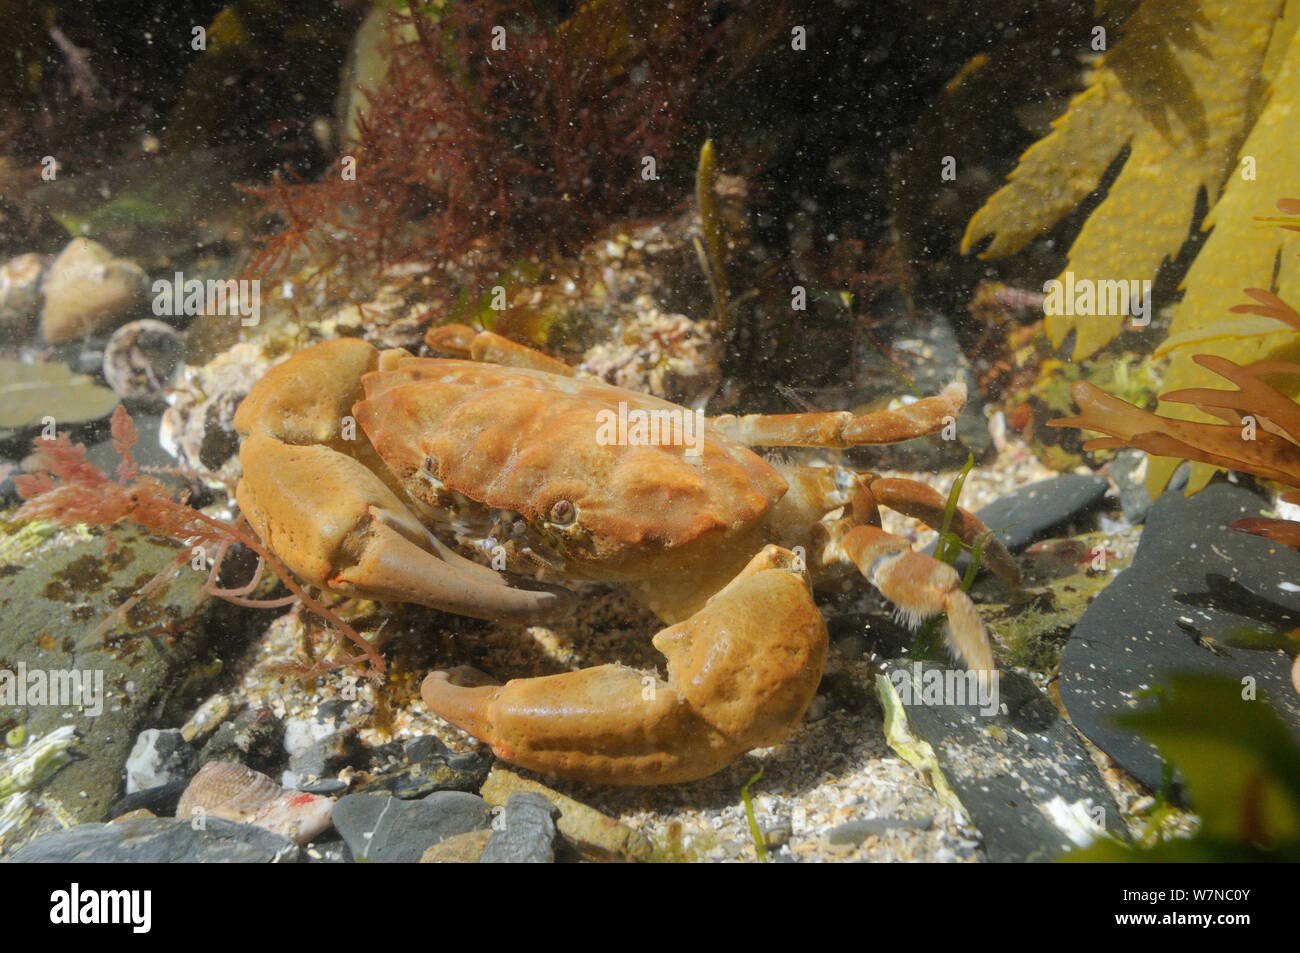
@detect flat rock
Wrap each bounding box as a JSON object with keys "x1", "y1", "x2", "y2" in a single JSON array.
[
  {"x1": 356, "y1": 747, "x2": 490, "y2": 799},
  {"x1": 882, "y1": 659, "x2": 1127, "y2": 862},
  {"x1": 1060, "y1": 481, "x2": 1300, "y2": 794},
  {"x1": 479, "y1": 792, "x2": 559, "y2": 863},
  {"x1": 0, "y1": 524, "x2": 242, "y2": 854},
  {"x1": 972, "y1": 474, "x2": 1110, "y2": 553},
  {"x1": 331, "y1": 792, "x2": 491, "y2": 863},
  {"x1": 6, "y1": 816, "x2": 298, "y2": 863}
]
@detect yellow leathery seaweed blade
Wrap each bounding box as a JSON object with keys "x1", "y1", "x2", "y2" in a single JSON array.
[{"x1": 961, "y1": 0, "x2": 1283, "y2": 360}]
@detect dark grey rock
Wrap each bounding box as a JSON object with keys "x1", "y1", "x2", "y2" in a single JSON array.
[
  {"x1": 884, "y1": 659, "x2": 1128, "y2": 862},
  {"x1": 403, "y1": 734, "x2": 449, "y2": 764},
  {"x1": 357, "y1": 747, "x2": 490, "y2": 799},
  {"x1": 970, "y1": 474, "x2": 1110, "y2": 553},
  {"x1": 332, "y1": 792, "x2": 491, "y2": 863},
  {"x1": 7, "y1": 816, "x2": 299, "y2": 863},
  {"x1": 125, "y1": 728, "x2": 198, "y2": 794},
  {"x1": 298, "y1": 778, "x2": 349, "y2": 796},
  {"x1": 1061, "y1": 481, "x2": 1300, "y2": 794},
  {"x1": 287, "y1": 729, "x2": 365, "y2": 787},
  {"x1": 199, "y1": 708, "x2": 284, "y2": 775},
  {"x1": 107, "y1": 780, "x2": 189, "y2": 820},
  {"x1": 828, "y1": 816, "x2": 933, "y2": 845},
  {"x1": 479, "y1": 792, "x2": 559, "y2": 864}
]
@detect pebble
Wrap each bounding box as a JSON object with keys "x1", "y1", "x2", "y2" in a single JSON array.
[
  {"x1": 199, "y1": 707, "x2": 284, "y2": 774},
  {"x1": 180, "y1": 694, "x2": 235, "y2": 744},
  {"x1": 7, "y1": 816, "x2": 299, "y2": 863},
  {"x1": 355, "y1": 747, "x2": 490, "y2": 799},
  {"x1": 479, "y1": 793, "x2": 559, "y2": 864},
  {"x1": 828, "y1": 816, "x2": 933, "y2": 845},
  {"x1": 480, "y1": 767, "x2": 654, "y2": 862},
  {"x1": 41, "y1": 238, "x2": 149, "y2": 344},
  {"x1": 286, "y1": 729, "x2": 364, "y2": 788},
  {"x1": 331, "y1": 792, "x2": 492, "y2": 863},
  {"x1": 0, "y1": 253, "x2": 49, "y2": 336},
  {"x1": 124, "y1": 728, "x2": 198, "y2": 794}
]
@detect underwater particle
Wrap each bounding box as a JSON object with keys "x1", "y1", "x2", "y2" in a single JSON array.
[
  {"x1": 103, "y1": 319, "x2": 185, "y2": 402},
  {"x1": 175, "y1": 761, "x2": 335, "y2": 846},
  {"x1": 40, "y1": 238, "x2": 149, "y2": 344}
]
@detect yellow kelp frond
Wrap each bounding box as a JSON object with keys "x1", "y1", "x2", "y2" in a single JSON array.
[{"x1": 962, "y1": 0, "x2": 1286, "y2": 361}]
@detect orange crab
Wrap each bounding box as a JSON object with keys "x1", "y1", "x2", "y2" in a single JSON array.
[{"x1": 232, "y1": 326, "x2": 1019, "y2": 784}]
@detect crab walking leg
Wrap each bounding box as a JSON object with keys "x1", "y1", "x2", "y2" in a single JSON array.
[
  {"x1": 425, "y1": 323, "x2": 576, "y2": 377},
  {"x1": 868, "y1": 477, "x2": 1021, "y2": 587},
  {"x1": 709, "y1": 380, "x2": 966, "y2": 448},
  {"x1": 834, "y1": 523, "x2": 994, "y2": 672},
  {"x1": 237, "y1": 434, "x2": 571, "y2": 623},
  {"x1": 422, "y1": 546, "x2": 828, "y2": 785}
]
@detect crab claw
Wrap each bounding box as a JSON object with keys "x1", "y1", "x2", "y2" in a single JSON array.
[
  {"x1": 237, "y1": 434, "x2": 571, "y2": 623},
  {"x1": 422, "y1": 546, "x2": 828, "y2": 785},
  {"x1": 839, "y1": 524, "x2": 994, "y2": 672}
]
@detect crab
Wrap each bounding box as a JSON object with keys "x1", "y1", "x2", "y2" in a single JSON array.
[{"x1": 232, "y1": 326, "x2": 1020, "y2": 785}]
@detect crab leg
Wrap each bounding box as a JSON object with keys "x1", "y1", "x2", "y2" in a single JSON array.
[
  {"x1": 868, "y1": 477, "x2": 1020, "y2": 587},
  {"x1": 710, "y1": 380, "x2": 966, "y2": 448},
  {"x1": 833, "y1": 523, "x2": 993, "y2": 672},
  {"x1": 425, "y1": 323, "x2": 575, "y2": 376},
  {"x1": 422, "y1": 546, "x2": 828, "y2": 785}
]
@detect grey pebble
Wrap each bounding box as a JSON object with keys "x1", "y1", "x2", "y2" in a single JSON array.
[
  {"x1": 828, "y1": 816, "x2": 933, "y2": 845},
  {"x1": 479, "y1": 793, "x2": 559, "y2": 864},
  {"x1": 332, "y1": 792, "x2": 491, "y2": 863}
]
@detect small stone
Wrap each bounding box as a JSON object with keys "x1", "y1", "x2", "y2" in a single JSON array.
[
  {"x1": 332, "y1": 792, "x2": 492, "y2": 863},
  {"x1": 41, "y1": 238, "x2": 149, "y2": 344},
  {"x1": 125, "y1": 728, "x2": 198, "y2": 794},
  {"x1": 421, "y1": 828, "x2": 493, "y2": 863},
  {"x1": 180, "y1": 694, "x2": 234, "y2": 744},
  {"x1": 479, "y1": 793, "x2": 559, "y2": 863},
  {"x1": 199, "y1": 707, "x2": 284, "y2": 774},
  {"x1": 102, "y1": 319, "x2": 184, "y2": 402},
  {"x1": 7, "y1": 816, "x2": 299, "y2": 863},
  {"x1": 0, "y1": 253, "x2": 50, "y2": 336},
  {"x1": 286, "y1": 729, "x2": 365, "y2": 787},
  {"x1": 828, "y1": 816, "x2": 933, "y2": 845},
  {"x1": 763, "y1": 820, "x2": 792, "y2": 849},
  {"x1": 403, "y1": 734, "x2": 450, "y2": 764},
  {"x1": 480, "y1": 767, "x2": 654, "y2": 862},
  {"x1": 356, "y1": 746, "x2": 490, "y2": 799}
]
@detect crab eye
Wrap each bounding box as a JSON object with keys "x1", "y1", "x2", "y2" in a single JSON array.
[
  {"x1": 423, "y1": 456, "x2": 437, "y2": 473},
  {"x1": 548, "y1": 499, "x2": 575, "y2": 525}
]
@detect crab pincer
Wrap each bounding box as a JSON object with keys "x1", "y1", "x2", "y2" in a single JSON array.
[{"x1": 421, "y1": 546, "x2": 828, "y2": 785}]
